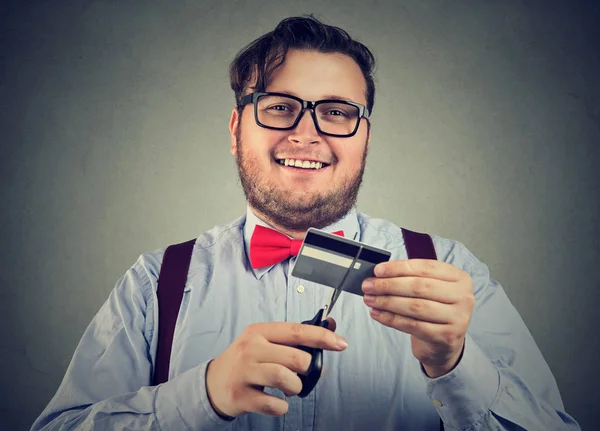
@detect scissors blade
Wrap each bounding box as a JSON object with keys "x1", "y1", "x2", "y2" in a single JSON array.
[
  {"x1": 323, "y1": 232, "x2": 358, "y2": 319},
  {"x1": 324, "y1": 286, "x2": 343, "y2": 318}
]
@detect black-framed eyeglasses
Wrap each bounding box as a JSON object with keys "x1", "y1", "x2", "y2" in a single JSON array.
[{"x1": 239, "y1": 92, "x2": 370, "y2": 138}]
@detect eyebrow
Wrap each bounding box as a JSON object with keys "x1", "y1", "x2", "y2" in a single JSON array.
[
  {"x1": 321, "y1": 94, "x2": 350, "y2": 101},
  {"x1": 272, "y1": 90, "x2": 352, "y2": 102}
]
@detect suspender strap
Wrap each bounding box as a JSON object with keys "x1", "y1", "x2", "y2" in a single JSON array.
[
  {"x1": 153, "y1": 238, "x2": 196, "y2": 385},
  {"x1": 401, "y1": 228, "x2": 438, "y2": 260}
]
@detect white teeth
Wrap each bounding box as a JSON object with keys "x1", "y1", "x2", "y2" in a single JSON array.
[{"x1": 278, "y1": 158, "x2": 326, "y2": 169}]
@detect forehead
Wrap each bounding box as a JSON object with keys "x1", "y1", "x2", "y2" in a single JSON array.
[{"x1": 265, "y1": 49, "x2": 367, "y2": 104}]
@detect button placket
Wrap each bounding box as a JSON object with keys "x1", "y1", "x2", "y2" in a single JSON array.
[{"x1": 285, "y1": 259, "x2": 312, "y2": 430}]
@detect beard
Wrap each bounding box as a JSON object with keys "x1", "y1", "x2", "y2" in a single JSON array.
[{"x1": 234, "y1": 123, "x2": 369, "y2": 232}]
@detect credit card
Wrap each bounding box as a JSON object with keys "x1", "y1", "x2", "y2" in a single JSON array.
[{"x1": 291, "y1": 228, "x2": 391, "y2": 296}]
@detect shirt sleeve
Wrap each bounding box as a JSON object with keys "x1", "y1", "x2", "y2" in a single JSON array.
[
  {"x1": 30, "y1": 256, "x2": 235, "y2": 431},
  {"x1": 422, "y1": 240, "x2": 580, "y2": 430}
]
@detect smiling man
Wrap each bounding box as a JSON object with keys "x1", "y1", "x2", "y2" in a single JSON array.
[
  {"x1": 231, "y1": 49, "x2": 369, "y2": 238},
  {"x1": 32, "y1": 16, "x2": 579, "y2": 431}
]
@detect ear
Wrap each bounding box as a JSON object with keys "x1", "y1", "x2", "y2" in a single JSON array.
[{"x1": 229, "y1": 108, "x2": 239, "y2": 157}]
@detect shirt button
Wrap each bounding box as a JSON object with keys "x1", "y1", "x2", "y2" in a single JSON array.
[
  {"x1": 432, "y1": 399, "x2": 443, "y2": 407},
  {"x1": 296, "y1": 285, "x2": 305, "y2": 294}
]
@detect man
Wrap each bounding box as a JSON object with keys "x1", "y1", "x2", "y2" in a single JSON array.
[{"x1": 33, "y1": 16, "x2": 579, "y2": 430}]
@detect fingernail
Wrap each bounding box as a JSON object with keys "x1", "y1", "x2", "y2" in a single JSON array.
[
  {"x1": 362, "y1": 280, "x2": 373, "y2": 293},
  {"x1": 370, "y1": 308, "x2": 381, "y2": 318},
  {"x1": 374, "y1": 264, "x2": 385, "y2": 276},
  {"x1": 335, "y1": 335, "x2": 348, "y2": 349},
  {"x1": 363, "y1": 294, "x2": 375, "y2": 305}
]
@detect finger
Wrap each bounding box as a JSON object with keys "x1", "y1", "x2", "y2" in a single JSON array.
[
  {"x1": 363, "y1": 295, "x2": 453, "y2": 324},
  {"x1": 363, "y1": 276, "x2": 462, "y2": 304},
  {"x1": 248, "y1": 322, "x2": 348, "y2": 351},
  {"x1": 246, "y1": 362, "x2": 303, "y2": 398},
  {"x1": 375, "y1": 259, "x2": 463, "y2": 281},
  {"x1": 254, "y1": 342, "x2": 313, "y2": 374},
  {"x1": 369, "y1": 309, "x2": 461, "y2": 346},
  {"x1": 242, "y1": 386, "x2": 290, "y2": 417}
]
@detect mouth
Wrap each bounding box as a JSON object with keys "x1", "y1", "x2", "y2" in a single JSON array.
[{"x1": 275, "y1": 158, "x2": 331, "y2": 171}]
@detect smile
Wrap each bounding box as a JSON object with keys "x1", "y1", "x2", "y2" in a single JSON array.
[{"x1": 276, "y1": 158, "x2": 330, "y2": 170}]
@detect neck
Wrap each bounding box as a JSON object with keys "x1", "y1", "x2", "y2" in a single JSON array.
[{"x1": 249, "y1": 205, "x2": 308, "y2": 239}]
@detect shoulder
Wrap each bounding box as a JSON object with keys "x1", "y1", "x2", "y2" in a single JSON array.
[
  {"x1": 357, "y1": 211, "x2": 482, "y2": 273},
  {"x1": 129, "y1": 214, "x2": 246, "y2": 291}
]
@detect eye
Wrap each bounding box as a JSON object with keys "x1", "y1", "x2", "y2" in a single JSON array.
[
  {"x1": 267, "y1": 104, "x2": 292, "y2": 112},
  {"x1": 325, "y1": 109, "x2": 348, "y2": 117}
]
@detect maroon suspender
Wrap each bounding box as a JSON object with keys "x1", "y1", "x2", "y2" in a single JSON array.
[
  {"x1": 153, "y1": 238, "x2": 196, "y2": 386},
  {"x1": 401, "y1": 228, "x2": 438, "y2": 260},
  {"x1": 152, "y1": 228, "x2": 440, "y2": 425}
]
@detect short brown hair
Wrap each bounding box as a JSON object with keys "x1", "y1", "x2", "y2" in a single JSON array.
[{"x1": 229, "y1": 15, "x2": 376, "y2": 114}]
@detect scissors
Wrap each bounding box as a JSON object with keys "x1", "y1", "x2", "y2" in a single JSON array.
[{"x1": 295, "y1": 259, "x2": 352, "y2": 398}]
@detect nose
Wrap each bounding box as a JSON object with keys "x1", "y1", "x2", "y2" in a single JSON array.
[{"x1": 288, "y1": 109, "x2": 321, "y2": 144}]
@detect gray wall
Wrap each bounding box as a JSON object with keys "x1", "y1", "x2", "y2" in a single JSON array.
[{"x1": 2, "y1": 1, "x2": 598, "y2": 429}]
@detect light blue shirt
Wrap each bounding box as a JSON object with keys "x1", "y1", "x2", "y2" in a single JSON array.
[{"x1": 32, "y1": 207, "x2": 579, "y2": 430}]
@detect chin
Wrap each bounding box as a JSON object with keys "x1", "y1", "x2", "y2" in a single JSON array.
[{"x1": 278, "y1": 186, "x2": 326, "y2": 202}]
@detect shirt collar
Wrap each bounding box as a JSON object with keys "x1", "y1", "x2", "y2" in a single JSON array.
[{"x1": 243, "y1": 205, "x2": 360, "y2": 279}]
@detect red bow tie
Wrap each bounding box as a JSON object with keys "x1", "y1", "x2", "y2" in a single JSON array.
[{"x1": 249, "y1": 225, "x2": 344, "y2": 269}]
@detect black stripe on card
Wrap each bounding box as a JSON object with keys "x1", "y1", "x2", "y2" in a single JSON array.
[
  {"x1": 304, "y1": 231, "x2": 360, "y2": 258},
  {"x1": 358, "y1": 247, "x2": 391, "y2": 264}
]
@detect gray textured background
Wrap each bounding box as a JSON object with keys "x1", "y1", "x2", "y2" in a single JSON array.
[{"x1": 1, "y1": 1, "x2": 599, "y2": 430}]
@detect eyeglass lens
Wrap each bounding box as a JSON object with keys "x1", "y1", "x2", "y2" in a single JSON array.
[{"x1": 256, "y1": 94, "x2": 360, "y2": 135}]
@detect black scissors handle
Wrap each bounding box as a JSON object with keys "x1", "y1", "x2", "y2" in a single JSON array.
[{"x1": 296, "y1": 308, "x2": 329, "y2": 398}]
